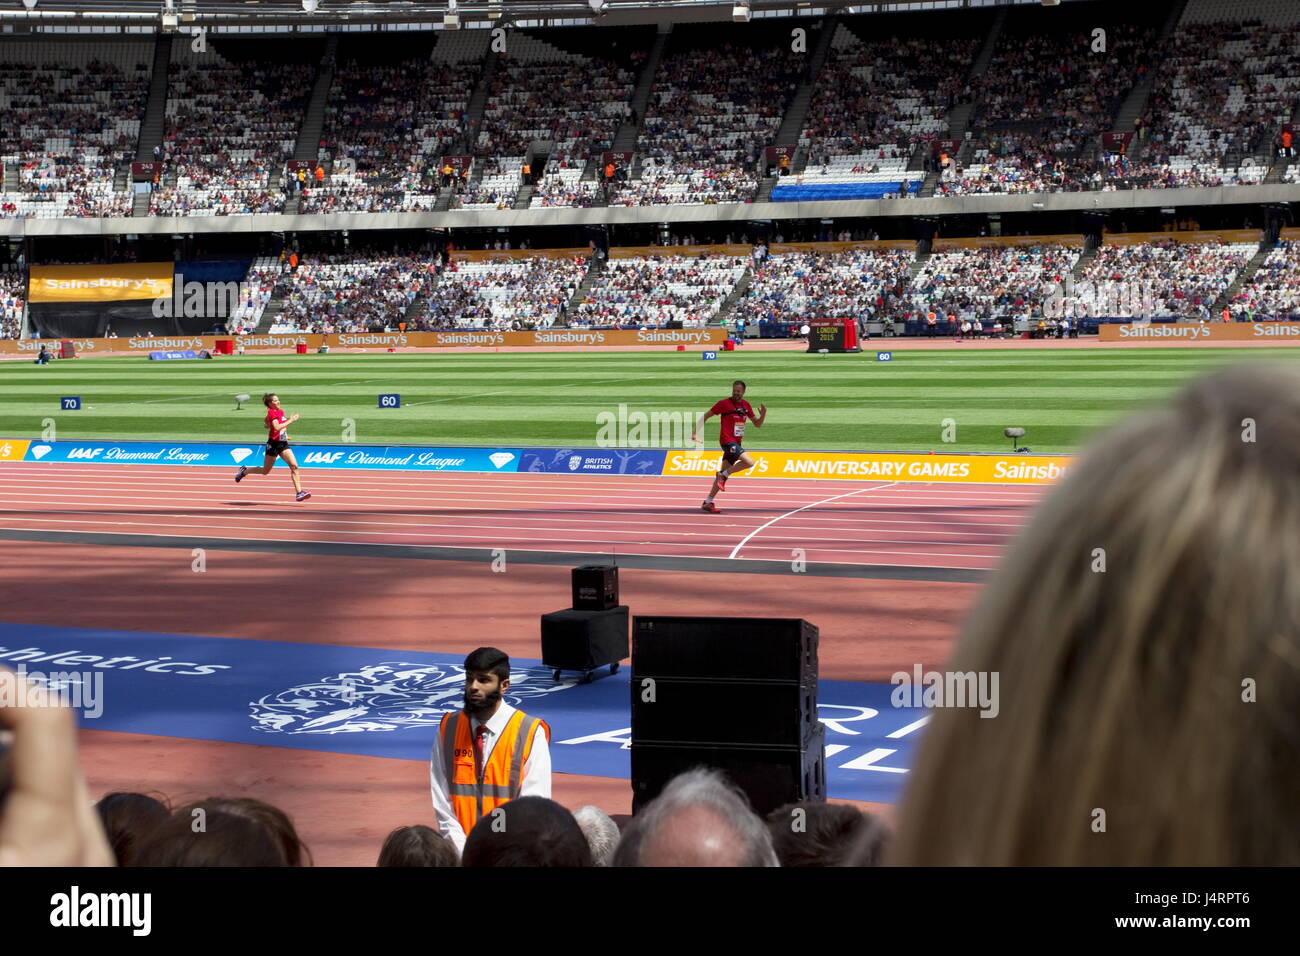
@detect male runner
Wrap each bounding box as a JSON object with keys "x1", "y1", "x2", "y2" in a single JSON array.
[
  {"x1": 691, "y1": 380, "x2": 766, "y2": 514},
  {"x1": 235, "y1": 393, "x2": 311, "y2": 501}
]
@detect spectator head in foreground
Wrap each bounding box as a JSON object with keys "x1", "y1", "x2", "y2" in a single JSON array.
[
  {"x1": 766, "y1": 801, "x2": 890, "y2": 867},
  {"x1": 461, "y1": 796, "x2": 592, "y2": 867},
  {"x1": 377, "y1": 824, "x2": 459, "y2": 867},
  {"x1": 572, "y1": 804, "x2": 621, "y2": 866},
  {"x1": 613, "y1": 767, "x2": 779, "y2": 867},
  {"x1": 0, "y1": 667, "x2": 115, "y2": 867},
  {"x1": 133, "y1": 796, "x2": 311, "y2": 866},
  {"x1": 95, "y1": 792, "x2": 170, "y2": 867},
  {"x1": 891, "y1": 363, "x2": 1300, "y2": 866}
]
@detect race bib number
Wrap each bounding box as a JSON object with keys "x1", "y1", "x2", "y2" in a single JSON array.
[{"x1": 733, "y1": 421, "x2": 745, "y2": 439}]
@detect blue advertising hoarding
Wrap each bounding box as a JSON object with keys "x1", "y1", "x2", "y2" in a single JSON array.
[
  {"x1": 517, "y1": 447, "x2": 667, "y2": 476},
  {"x1": 17, "y1": 440, "x2": 523, "y2": 473}
]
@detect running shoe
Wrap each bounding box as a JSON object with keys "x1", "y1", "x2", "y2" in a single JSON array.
[
  {"x1": 715, "y1": 470, "x2": 728, "y2": 491},
  {"x1": 235, "y1": 465, "x2": 247, "y2": 483},
  {"x1": 295, "y1": 490, "x2": 312, "y2": 501},
  {"x1": 701, "y1": 501, "x2": 720, "y2": 514}
]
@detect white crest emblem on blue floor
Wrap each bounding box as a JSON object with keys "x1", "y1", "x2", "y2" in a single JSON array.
[{"x1": 249, "y1": 663, "x2": 578, "y2": 734}]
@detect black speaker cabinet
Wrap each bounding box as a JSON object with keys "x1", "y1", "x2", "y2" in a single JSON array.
[
  {"x1": 631, "y1": 678, "x2": 817, "y2": 748},
  {"x1": 541, "y1": 605, "x2": 628, "y2": 681},
  {"x1": 632, "y1": 616, "x2": 817, "y2": 683},
  {"x1": 572, "y1": 565, "x2": 619, "y2": 610},
  {"x1": 631, "y1": 724, "x2": 826, "y2": 817}
]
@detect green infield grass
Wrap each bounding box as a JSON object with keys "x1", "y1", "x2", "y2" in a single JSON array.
[{"x1": 2, "y1": 347, "x2": 1297, "y2": 455}]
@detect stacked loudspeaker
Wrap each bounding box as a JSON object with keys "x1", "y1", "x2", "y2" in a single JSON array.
[{"x1": 630, "y1": 616, "x2": 825, "y2": 816}]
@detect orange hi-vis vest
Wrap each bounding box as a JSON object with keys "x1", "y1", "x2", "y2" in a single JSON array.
[{"x1": 439, "y1": 708, "x2": 549, "y2": 835}]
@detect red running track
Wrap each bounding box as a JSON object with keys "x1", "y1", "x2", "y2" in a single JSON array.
[{"x1": 0, "y1": 462, "x2": 1044, "y2": 569}]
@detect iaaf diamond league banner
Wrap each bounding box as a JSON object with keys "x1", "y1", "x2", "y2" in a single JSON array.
[{"x1": 11, "y1": 440, "x2": 523, "y2": 473}]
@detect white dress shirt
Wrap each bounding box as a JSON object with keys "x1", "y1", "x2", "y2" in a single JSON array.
[{"x1": 429, "y1": 701, "x2": 552, "y2": 854}]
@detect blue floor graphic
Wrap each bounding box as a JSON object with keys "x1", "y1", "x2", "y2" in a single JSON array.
[{"x1": 0, "y1": 622, "x2": 930, "y2": 804}]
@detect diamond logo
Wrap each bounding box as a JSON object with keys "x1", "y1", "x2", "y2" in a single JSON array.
[
  {"x1": 230, "y1": 448, "x2": 254, "y2": 463},
  {"x1": 489, "y1": 452, "x2": 515, "y2": 469},
  {"x1": 31, "y1": 445, "x2": 51, "y2": 459}
]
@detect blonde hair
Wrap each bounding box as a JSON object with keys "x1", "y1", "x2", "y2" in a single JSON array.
[{"x1": 890, "y1": 362, "x2": 1300, "y2": 866}]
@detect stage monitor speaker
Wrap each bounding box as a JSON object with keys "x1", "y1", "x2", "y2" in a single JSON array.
[
  {"x1": 631, "y1": 677, "x2": 816, "y2": 747},
  {"x1": 572, "y1": 565, "x2": 618, "y2": 610},
  {"x1": 632, "y1": 616, "x2": 817, "y2": 683},
  {"x1": 541, "y1": 605, "x2": 628, "y2": 675},
  {"x1": 631, "y1": 724, "x2": 825, "y2": 817}
]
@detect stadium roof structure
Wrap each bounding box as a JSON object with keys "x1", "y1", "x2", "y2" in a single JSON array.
[{"x1": 0, "y1": 0, "x2": 1088, "y2": 33}]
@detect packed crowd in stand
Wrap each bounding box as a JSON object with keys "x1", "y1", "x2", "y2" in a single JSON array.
[
  {"x1": 306, "y1": 36, "x2": 484, "y2": 214},
  {"x1": 274, "y1": 253, "x2": 437, "y2": 333},
  {"x1": 1079, "y1": 239, "x2": 1256, "y2": 318},
  {"x1": 570, "y1": 255, "x2": 746, "y2": 327},
  {"x1": 150, "y1": 49, "x2": 312, "y2": 217},
  {"x1": 0, "y1": 41, "x2": 150, "y2": 218},
  {"x1": 1140, "y1": 21, "x2": 1300, "y2": 182},
  {"x1": 798, "y1": 26, "x2": 976, "y2": 186},
  {"x1": 0, "y1": 269, "x2": 24, "y2": 338},
  {"x1": 458, "y1": 37, "x2": 634, "y2": 210},
  {"x1": 731, "y1": 248, "x2": 914, "y2": 329},
  {"x1": 414, "y1": 257, "x2": 586, "y2": 329},
  {"x1": 1227, "y1": 240, "x2": 1300, "y2": 318},
  {"x1": 269, "y1": 253, "x2": 586, "y2": 332},
  {"x1": 908, "y1": 245, "x2": 1080, "y2": 324},
  {"x1": 609, "y1": 42, "x2": 801, "y2": 206},
  {"x1": 936, "y1": 132, "x2": 1096, "y2": 196}
]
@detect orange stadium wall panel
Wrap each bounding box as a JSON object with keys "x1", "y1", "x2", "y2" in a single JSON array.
[
  {"x1": 0, "y1": 328, "x2": 730, "y2": 354},
  {"x1": 1098, "y1": 323, "x2": 1300, "y2": 342}
]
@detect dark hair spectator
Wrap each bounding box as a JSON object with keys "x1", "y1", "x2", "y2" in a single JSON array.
[
  {"x1": 377, "y1": 825, "x2": 459, "y2": 867},
  {"x1": 95, "y1": 792, "x2": 170, "y2": 867},
  {"x1": 461, "y1": 796, "x2": 592, "y2": 867},
  {"x1": 765, "y1": 802, "x2": 888, "y2": 867},
  {"x1": 133, "y1": 796, "x2": 311, "y2": 867}
]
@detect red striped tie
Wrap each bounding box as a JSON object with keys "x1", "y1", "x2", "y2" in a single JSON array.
[{"x1": 474, "y1": 724, "x2": 489, "y2": 774}]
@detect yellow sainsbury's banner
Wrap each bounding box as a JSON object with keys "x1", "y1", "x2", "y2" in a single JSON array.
[
  {"x1": 29, "y1": 263, "x2": 172, "y2": 303},
  {"x1": 662, "y1": 449, "x2": 1072, "y2": 485},
  {"x1": 0, "y1": 439, "x2": 30, "y2": 461}
]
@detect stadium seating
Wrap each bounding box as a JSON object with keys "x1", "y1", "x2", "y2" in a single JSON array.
[
  {"x1": 0, "y1": 268, "x2": 24, "y2": 339},
  {"x1": 795, "y1": 23, "x2": 975, "y2": 195},
  {"x1": 415, "y1": 257, "x2": 586, "y2": 329},
  {"x1": 571, "y1": 255, "x2": 746, "y2": 327},
  {"x1": 909, "y1": 245, "x2": 1081, "y2": 322},
  {"x1": 274, "y1": 254, "x2": 437, "y2": 332},
  {"x1": 150, "y1": 44, "x2": 312, "y2": 217},
  {"x1": 0, "y1": 39, "x2": 149, "y2": 219},
  {"x1": 1228, "y1": 240, "x2": 1300, "y2": 317},
  {"x1": 731, "y1": 249, "x2": 913, "y2": 329},
  {"x1": 304, "y1": 33, "x2": 486, "y2": 214},
  {"x1": 457, "y1": 34, "x2": 633, "y2": 211},
  {"x1": 609, "y1": 36, "x2": 801, "y2": 206},
  {"x1": 1080, "y1": 240, "x2": 1256, "y2": 317}
]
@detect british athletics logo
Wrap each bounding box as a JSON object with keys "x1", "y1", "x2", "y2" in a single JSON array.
[{"x1": 519, "y1": 447, "x2": 666, "y2": 475}]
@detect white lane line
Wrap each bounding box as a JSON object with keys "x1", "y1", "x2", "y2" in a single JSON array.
[{"x1": 728, "y1": 482, "x2": 899, "y2": 560}]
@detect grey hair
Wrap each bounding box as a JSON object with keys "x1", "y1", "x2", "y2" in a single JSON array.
[
  {"x1": 613, "y1": 767, "x2": 779, "y2": 867},
  {"x1": 572, "y1": 805, "x2": 621, "y2": 867}
]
